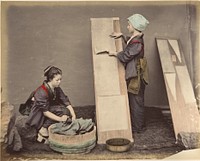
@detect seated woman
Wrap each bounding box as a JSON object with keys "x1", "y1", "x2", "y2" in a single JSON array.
[{"x1": 26, "y1": 66, "x2": 76, "y2": 143}]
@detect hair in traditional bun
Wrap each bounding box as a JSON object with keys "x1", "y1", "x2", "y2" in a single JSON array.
[{"x1": 44, "y1": 65, "x2": 62, "y2": 82}]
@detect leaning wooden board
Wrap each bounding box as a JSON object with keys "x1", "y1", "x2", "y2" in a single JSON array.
[
  {"x1": 156, "y1": 38, "x2": 200, "y2": 139},
  {"x1": 90, "y1": 18, "x2": 133, "y2": 144}
]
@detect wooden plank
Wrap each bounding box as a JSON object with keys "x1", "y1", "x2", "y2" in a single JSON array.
[
  {"x1": 156, "y1": 38, "x2": 200, "y2": 140},
  {"x1": 97, "y1": 95, "x2": 128, "y2": 132},
  {"x1": 92, "y1": 18, "x2": 116, "y2": 54},
  {"x1": 168, "y1": 39, "x2": 182, "y2": 63},
  {"x1": 94, "y1": 55, "x2": 120, "y2": 96},
  {"x1": 91, "y1": 18, "x2": 133, "y2": 144},
  {"x1": 156, "y1": 39, "x2": 175, "y2": 73},
  {"x1": 176, "y1": 66, "x2": 196, "y2": 104},
  {"x1": 165, "y1": 73, "x2": 177, "y2": 101}
]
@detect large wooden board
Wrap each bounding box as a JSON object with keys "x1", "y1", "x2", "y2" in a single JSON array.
[
  {"x1": 91, "y1": 18, "x2": 133, "y2": 144},
  {"x1": 156, "y1": 38, "x2": 200, "y2": 139}
]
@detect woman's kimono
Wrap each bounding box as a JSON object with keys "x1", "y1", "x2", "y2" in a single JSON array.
[
  {"x1": 26, "y1": 81, "x2": 71, "y2": 131},
  {"x1": 117, "y1": 34, "x2": 148, "y2": 133}
]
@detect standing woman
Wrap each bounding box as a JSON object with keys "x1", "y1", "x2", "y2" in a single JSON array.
[
  {"x1": 26, "y1": 66, "x2": 76, "y2": 142},
  {"x1": 109, "y1": 14, "x2": 149, "y2": 133}
]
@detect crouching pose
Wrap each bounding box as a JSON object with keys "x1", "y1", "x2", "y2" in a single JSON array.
[{"x1": 26, "y1": 66, "x2": 76, "y2": 143}]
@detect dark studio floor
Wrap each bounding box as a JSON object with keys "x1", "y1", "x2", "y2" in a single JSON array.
[{"x1": 1, "y1": 106, "x2": 183, "y2": 160}]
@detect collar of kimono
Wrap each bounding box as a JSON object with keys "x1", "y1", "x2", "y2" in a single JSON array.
[
  {"x1": 127, "y1": 33, "x2": 143, "y2": 45},
  {"x1": 43, "y1": 81, "x2": 56, "y2": 100}
]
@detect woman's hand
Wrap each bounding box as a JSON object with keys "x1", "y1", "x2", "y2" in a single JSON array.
[
  {"x1": 109, "y1": 32, "x2": 123, "y2": 39},
  {"x1": 72, "y1": 115, "x2": 76, "y2": 121},
  {"x1": 44, "y1": 111, "x2": 67, "y2": 122},
  {"x1": 60, "y1": 115, "x2": 69, "y2": 122},
  {"x1": 66, "y1": 105, "x2": 76, "y2": 120}
]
